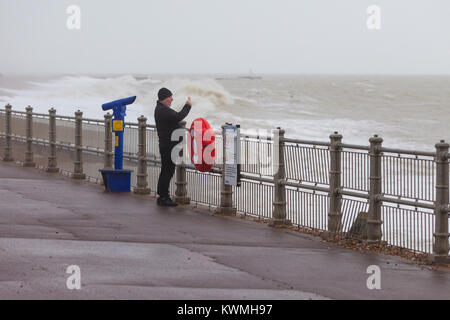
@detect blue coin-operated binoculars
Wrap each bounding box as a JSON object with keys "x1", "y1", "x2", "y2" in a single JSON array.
[{"x1": 99, "y1": 96, "x2": 136, "y2": 192}]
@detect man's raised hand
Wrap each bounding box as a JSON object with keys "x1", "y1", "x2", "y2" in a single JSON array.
[{"x1": 186, "y1": 97, "x2": 192, "y2": 106}]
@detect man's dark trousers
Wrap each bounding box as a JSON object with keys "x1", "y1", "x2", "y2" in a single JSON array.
[{"x1": 157, "y1": 141, "x2": 177, "y2": 199}]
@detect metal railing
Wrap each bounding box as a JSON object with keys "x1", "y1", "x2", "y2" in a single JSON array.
[{"x1": 0, "y1": 105, "x2": 448, "y2": 262}]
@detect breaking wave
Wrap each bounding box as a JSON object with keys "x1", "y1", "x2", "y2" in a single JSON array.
[{"x1": 0, "y1": 75, "x2": 235, "y2": 122}]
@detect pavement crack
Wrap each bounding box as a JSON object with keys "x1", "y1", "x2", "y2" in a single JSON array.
[{"x1": 172, "y1": 243, "x2": 294, "y2": 291}]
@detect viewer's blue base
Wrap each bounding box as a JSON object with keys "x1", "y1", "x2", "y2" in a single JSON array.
[{"x1": 99, "y1": 169, "x2": 133, "y2": 192}]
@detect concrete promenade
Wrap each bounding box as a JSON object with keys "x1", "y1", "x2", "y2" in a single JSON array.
[{"x1": 0, "y1": 161, "x2": 448, "y2": 300}]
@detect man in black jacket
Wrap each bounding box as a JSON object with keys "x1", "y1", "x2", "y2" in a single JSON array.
[{"x1": 154, "y1": 87, "x2": 192, "y2": 206}]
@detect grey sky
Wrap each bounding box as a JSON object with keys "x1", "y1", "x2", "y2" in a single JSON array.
[{"x1": 1, "y1": 0, "x2": 449, "y2": 75}]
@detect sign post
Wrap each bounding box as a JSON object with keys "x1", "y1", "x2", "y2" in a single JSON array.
[{"x1": 223, "y1": 124, "x2": 241, "y2": 187}]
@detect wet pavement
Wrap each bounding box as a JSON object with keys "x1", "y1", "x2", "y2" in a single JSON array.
[{"x1": 0, "y1": 161, "x2": 448, "y2": 299}]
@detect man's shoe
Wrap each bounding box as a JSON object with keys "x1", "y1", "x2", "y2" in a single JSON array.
[
  {"x1": 157, "y1": 196, "x2": 178, "y2": 207},
  {"x1": 163, "y1": 197, "x2": 178, "y2": 207}
]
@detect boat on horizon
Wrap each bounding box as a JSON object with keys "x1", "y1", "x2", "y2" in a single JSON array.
[
  {"x1": 237, "y1": 75, "x2": 262, "y2": 80},
  {"x1": 216, "y1": 70, "x2": 262, "y2": 81}
]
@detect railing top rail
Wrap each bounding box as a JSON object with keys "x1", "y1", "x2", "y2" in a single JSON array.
[
  {"x1": 380, "y1": 147, "x2": 435, "y2": 158},
  {"x1": 124, "y1": 121, "x2": 157, "y2": 129},
  {"x1": 124, "y1": 121, "x2": 139, "y2": 127},
  {"x1": 283, "y1": 138, "x2": 331, "y2": 147},
  {"x1": 7, "y1": 110, "x2": 89, "y2": 122},
  {"x1": 82, "y1": 117, "x2": 104, "y2": 123},
  {"x1": 282, "y1": 139, "x2": 437, "y2": 158},
  {"x1": 30, "y1": 112, "x2": 51, "y2": 118},
  {"x1": 334, "y1": 142, "x2": 436, "y2": 157},
  {"x1": 53, "y1": 115, "x2": 97, "y2": 122},
  {"x1": 184, "y1": 162, "x2": 222, "y2": 174},
  {"x1": 340, "y1": 143, "x2": 370, "y2": 151},
  {"x1": 55, "y1": 115, "x2": 76, "y2": 120},
  {"x1": 241, "y1": 133, "x2": 273, "y2": 141},
  {"x1": 10, "y1": 110, "x2": 27, "y2": 115}
]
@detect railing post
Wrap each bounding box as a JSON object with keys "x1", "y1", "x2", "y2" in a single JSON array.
[
  {"x1": 367, "y1": 134, "x2": 383, "y2": 243},
  {"x1": 23, "y1": 106, "x2": 35, "y2": 167},
  {"x1": 72, "y1": 110, "x2": 86, "y2": 180},
  {"x1": 431, "y1": 140, "x2": 449, "y2": 263},
  {"x1": 174, "y1": 121, "x2": 190, "y2": 204},
  {"x1": 3, "y1": 104, "x2": 13, "y2": 162},
  {"x1": 217, "y1": 124, "x2": 236, "y2": 215},
  {"x1": 45, "y1": 108, "x2": 59, "y2": 173},
  {"x1": 270, "y1": 127, "x2": 290, "y2": 227},
  {"x1": 103, "y1": 113, "x2": 113, "y2": 170},
  {"x1": 134, "y1": 115, "x2": 151, "y2": 195},
  {"x1": 328, "y1": 131, "x2": 343, "y2": 233}
]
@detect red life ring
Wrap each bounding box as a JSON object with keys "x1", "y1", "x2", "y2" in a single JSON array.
[{"x1": 189, "y1": 118, "x2": 216, "y2": 172}]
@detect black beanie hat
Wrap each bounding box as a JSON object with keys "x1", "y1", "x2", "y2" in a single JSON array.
[{"x1": 158, "y1": 87, "x2": 172, "y2": 101}]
